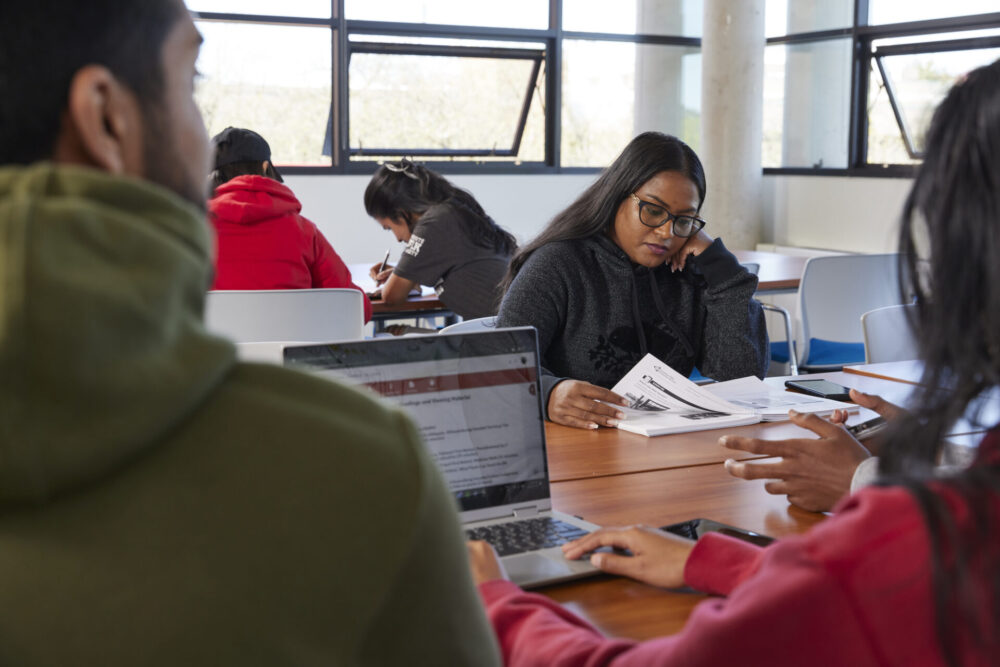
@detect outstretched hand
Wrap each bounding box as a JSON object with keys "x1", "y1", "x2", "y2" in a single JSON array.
[
  {"x1": 722, "y1": 390, "x2": 904, "y2": 511},
  {"x1": 561, "y1": 525, "x2": 696, "y2": 589},
  {"x1": 548, "y1": 380, "x2": 628, "y2": 430}
]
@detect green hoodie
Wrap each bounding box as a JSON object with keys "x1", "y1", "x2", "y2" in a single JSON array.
[{"x1": 0, "y1": 164, "x2": 499, "y2": 666}]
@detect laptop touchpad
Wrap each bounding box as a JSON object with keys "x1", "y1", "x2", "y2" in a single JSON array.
[{"x1": 505, "y1": 553, "x2": 573, "y2": 586}]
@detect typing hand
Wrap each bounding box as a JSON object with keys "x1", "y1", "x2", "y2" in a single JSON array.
[
  {"x1": 721, "y1": 408, "x2": 873, "y2": 513},
  {"x1": 467, "y1": 540, "x2": 509, "y2": 585},
  {"x1": 547, "y1": 380, "x2": 628, "y2": 430},
  {"x1": 562, "y1": 526, "x2": 696, "y2": 589}
]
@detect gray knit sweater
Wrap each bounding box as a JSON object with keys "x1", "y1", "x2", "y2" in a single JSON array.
[{"x1": 496, "y1": 234, "x2": 768, "y2": 415}]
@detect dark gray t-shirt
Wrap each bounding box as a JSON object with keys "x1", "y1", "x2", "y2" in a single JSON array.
[{"x1": 394, "y1": 201, "x2": 511, "y2": 319}]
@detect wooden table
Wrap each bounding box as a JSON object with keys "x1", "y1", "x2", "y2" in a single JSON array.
[
  {"x1": 733, "y1": 249, "x2": 806, "y2": 295},
  {"x1": 540, "y1": 460, "x2": 825, "y2": 639},
  {"x1": 547, "y1": 371, "x2": 916, "y2": 483},
  {"x1": 530, "y1": 368, "x2": 988, "y2": 641}
]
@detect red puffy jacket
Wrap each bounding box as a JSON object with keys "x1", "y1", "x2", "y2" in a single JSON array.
[{"x1": 209, "y1": 175, "x2": 371, "y2": 322}]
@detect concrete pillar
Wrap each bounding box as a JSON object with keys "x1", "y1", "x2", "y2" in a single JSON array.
[
  {"x1": 634, "y1": 0, "x2": 686, "y2": 136},
  {"x1": 700, "y1": 0, "x2": 765, "y2": 250}
]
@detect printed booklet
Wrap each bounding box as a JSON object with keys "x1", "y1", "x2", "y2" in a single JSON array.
[{"x1": 610, "y1": 354, "x2": 858, "y2": 437}]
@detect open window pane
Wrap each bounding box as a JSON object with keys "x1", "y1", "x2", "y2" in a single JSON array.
[
  {"x1": 765, "y1": 0, "x2": 853, "y2": 38},
  {"x1": 188, "y1": 0, "x2": 331, "y2": 18},
  {"x1": 762, "y1": 39, "x2": 851, "y2": 168},
  {"x1": 344, "y1": 0, "x2": 548, "y2": 30},
  {"x1": 563, "y1": 0, "x2": 702, "y2": 37},
  {"x1": 561, "y1": 41, "x2": 700, "y2": 168},
  {"x1": 348, "y1": 43, "x2": 546, "y2": 162},
  {"x1": 195, "y1": 22, "x2": 332, "y2": 165},
  {"x1": 869, "y1": 0, "x2": 998, "y2": 26},
  {"x1": 868, "y1": 44, "x2": 1000, "y2": 164}
]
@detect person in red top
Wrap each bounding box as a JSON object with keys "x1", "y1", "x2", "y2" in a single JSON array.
[
  {"x1": 208, "y1": 127, "x2": 371, "y2": 322},
  {"x1": 468, "y1": 59, "x2": 1000, "y2": 667}
]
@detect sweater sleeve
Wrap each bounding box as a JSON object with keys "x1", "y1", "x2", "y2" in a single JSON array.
[
  {"x1": 478, "y1": 531, "x2": 876, "y2": 667},
  {"x1": 307, "y1": 222, "x2": 373, "y2": 322},
  {"x1": 688, "y1": 239, "x2": 768, "y2": 380},
  {"x1": 495, "y1": 247, "x2": 570, "y2": 419},
  {"x1": 358, "y1": 413, "x2": 501, "y2": 666}
]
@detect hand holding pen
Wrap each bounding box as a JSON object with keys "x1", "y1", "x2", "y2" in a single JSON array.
[{"x1": 369, "y1": 249, "x2": 393, "y2": 286}]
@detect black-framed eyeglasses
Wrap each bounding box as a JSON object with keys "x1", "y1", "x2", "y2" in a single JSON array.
[{"x1": 630, "y1": 193, "x2": 706, "y2": 238}]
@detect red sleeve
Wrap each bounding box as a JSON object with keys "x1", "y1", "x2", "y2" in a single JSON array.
[
  {"x1": 683, "y1": 532, "x2": 765, "y2": 595},
  {"x1": 479, "y1": 536, "x2": 879, "y2": 667},
  {"x1": 307, "y1": 222, "x2": 372, "y2": 323}
]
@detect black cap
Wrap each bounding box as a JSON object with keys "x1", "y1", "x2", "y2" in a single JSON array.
[{"x1": 211, "y1": 127, "x2": 283, "y2": 182}]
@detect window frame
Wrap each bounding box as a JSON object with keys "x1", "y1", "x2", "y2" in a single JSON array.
[
  {"x1": 764, "y1": 1, "x2": 1000, "y2": 177},
  {"x1": 191, "y1": 1, "x2": 700, "y2": 175}
]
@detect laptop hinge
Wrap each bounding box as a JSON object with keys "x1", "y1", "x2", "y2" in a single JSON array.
[{"x1": 512, "y1": 505, "x2": 540, "y2": 518}]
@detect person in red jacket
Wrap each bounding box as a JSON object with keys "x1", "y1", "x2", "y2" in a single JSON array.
[
  {"x1": 208, "y1": 127, "x2": 371, "y2": 322},
  {"x1": 468, "y1": 59, "x2": 1000, "y2": 666}
]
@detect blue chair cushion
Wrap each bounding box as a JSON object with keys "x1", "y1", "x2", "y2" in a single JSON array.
[
  {"x1": 688, "y1": 368, "x2": 712, "y2": 383},
  {"x1": 770, "y1": 341, "x2": 791, "y2": 363},
  {"x1": 803, "y1": 338, "x2": 865, "y2": 367}
]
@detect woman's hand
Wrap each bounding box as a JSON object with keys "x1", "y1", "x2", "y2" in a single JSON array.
[
  {"x1": 827, "y1": 389, "x2": 905, "y2": 456},
  {"x1": 548, "y1": 380, "x2": 628, "y2": 430},
  {"x1": 562, "y1": 525, "x2": 696, "y2": 589},
  {"x1": 721, "y1": 395, "x2": 896, "y2": 512},
  {"x1": 467, "y1": 540, "x2": 509, "y2": 585},
  {"x1": 369, "y1": 262, "x2": 395, "y2": 285},
  {"x1": 669, "y1": 228, "x2": 713, "y2": 272}
]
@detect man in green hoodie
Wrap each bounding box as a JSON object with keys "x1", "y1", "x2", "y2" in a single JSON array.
[{"x1": 0, "y1": 2, "x2": 499, "y2": 664}]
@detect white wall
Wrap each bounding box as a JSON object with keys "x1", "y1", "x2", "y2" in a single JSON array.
[
  {"x1": 761, "y1": 174, "x2": 913, "y2": 253},
  {"x1": 283, "y1": 173, "x2": 598, "y2": 266},
  {"x1": 286, "y1": 171, "x2": 915, "y2": 265}
]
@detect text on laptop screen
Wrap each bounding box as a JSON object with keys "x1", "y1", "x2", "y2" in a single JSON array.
[{"x1": 284, "y1": 330, "x2": 549, "y2": 511}]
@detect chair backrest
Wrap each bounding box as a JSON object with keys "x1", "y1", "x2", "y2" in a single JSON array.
[
  {"x1": 798, "y1": 253, "x2": 904, "y2": 362},
  {"x1": 205, "y1": 289, "x2": 365, "y2": 343},
  {"x1": 438, "y1": 316, "x2": 497, "y2": 335},
  {"x1": 861, "y1": 303, "x2": 918, "y2": 363}
]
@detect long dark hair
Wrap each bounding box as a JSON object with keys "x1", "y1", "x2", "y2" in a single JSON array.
[
  {"x1": 502, "y1": 132, "x2": 706, "y2": 292},
  {"x1": 364, "y1": 159, "x2": 517, "y2": 255},
  {"x1": 881, "y1": 59, "x2": 1000, "y2": 664}
]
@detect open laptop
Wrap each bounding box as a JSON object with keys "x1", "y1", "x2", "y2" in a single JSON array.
[{"x1": 283, "y1": 327, "x2": 602, "y2": 588}]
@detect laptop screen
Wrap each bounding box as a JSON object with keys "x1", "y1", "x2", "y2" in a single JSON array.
[{"x1": 283, "y1": 328, "x2": 550, "y2": 512}]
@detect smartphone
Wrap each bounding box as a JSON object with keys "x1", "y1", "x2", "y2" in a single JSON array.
[
  {"x1": 783, "y1": 378, "x2": 853, "y2": 402},
  {"x1": 847, "y1": 416, "x2": 888, "y2": 440},
  {"x1": 661, "y1": 518, "x2": 775, "y2": 547}
]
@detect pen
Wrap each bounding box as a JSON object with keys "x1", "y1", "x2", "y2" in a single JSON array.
[{"x1": 375, "y1": 249, "x2": 390, "y2": 285}]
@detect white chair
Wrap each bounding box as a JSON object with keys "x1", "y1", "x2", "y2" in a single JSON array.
[
  {"x1": 204, "y1": 288, "x2": 365, "y2": 344},
  {"x1": 438, "y1": 316, "x2": 497, "y2": 335},
  {"x1": 742, "y1": 262, "x2": 798, "y2": 376},
  {"x1": 796, "y1": 253, "x2": 904, "y2": 371},
  {"x1": 861, "y1": 304, "x2": 918, "y2": 363}
]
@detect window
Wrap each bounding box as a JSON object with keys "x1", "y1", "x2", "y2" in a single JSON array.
[
  {"x1": 764, "y1": 0, "x2": 1000, "y2": 174},
  {"x1": 191, "y1": 0, "x2": 703, "y2": 174}
]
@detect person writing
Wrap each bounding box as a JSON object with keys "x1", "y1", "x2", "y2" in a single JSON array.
[
  {"x1": 495, "y1": 132, "x2": 768, "y2": 429},
  {"x1": 364, "y1": 159, "x2": 516, "y2": 320},
  {"x1": 208, "y1": 126, "x2": 371, "y2": 322},
  {"x1": 467, "y1": 59, "x2": 1000, "y2": 665}
]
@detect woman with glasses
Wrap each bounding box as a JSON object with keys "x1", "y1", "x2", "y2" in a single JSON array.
[
  {"x1": 471, "y1": 60, "x2": 1000, "y2": 666},
  {"x1": 496, "y1": 132, "x2": 767, "y2": 429},
  {"x1": 364, "y1": 159, "x2": 517, "y2": 320}
]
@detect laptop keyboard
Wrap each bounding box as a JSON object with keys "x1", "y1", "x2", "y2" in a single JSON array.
[{"x1": 466, "y1": 517, "x2": 589, "y2": 557}]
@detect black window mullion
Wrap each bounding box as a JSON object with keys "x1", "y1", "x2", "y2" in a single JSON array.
[{"x1": 546, "y1": 0, "x2": 562, "y2": 169}]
